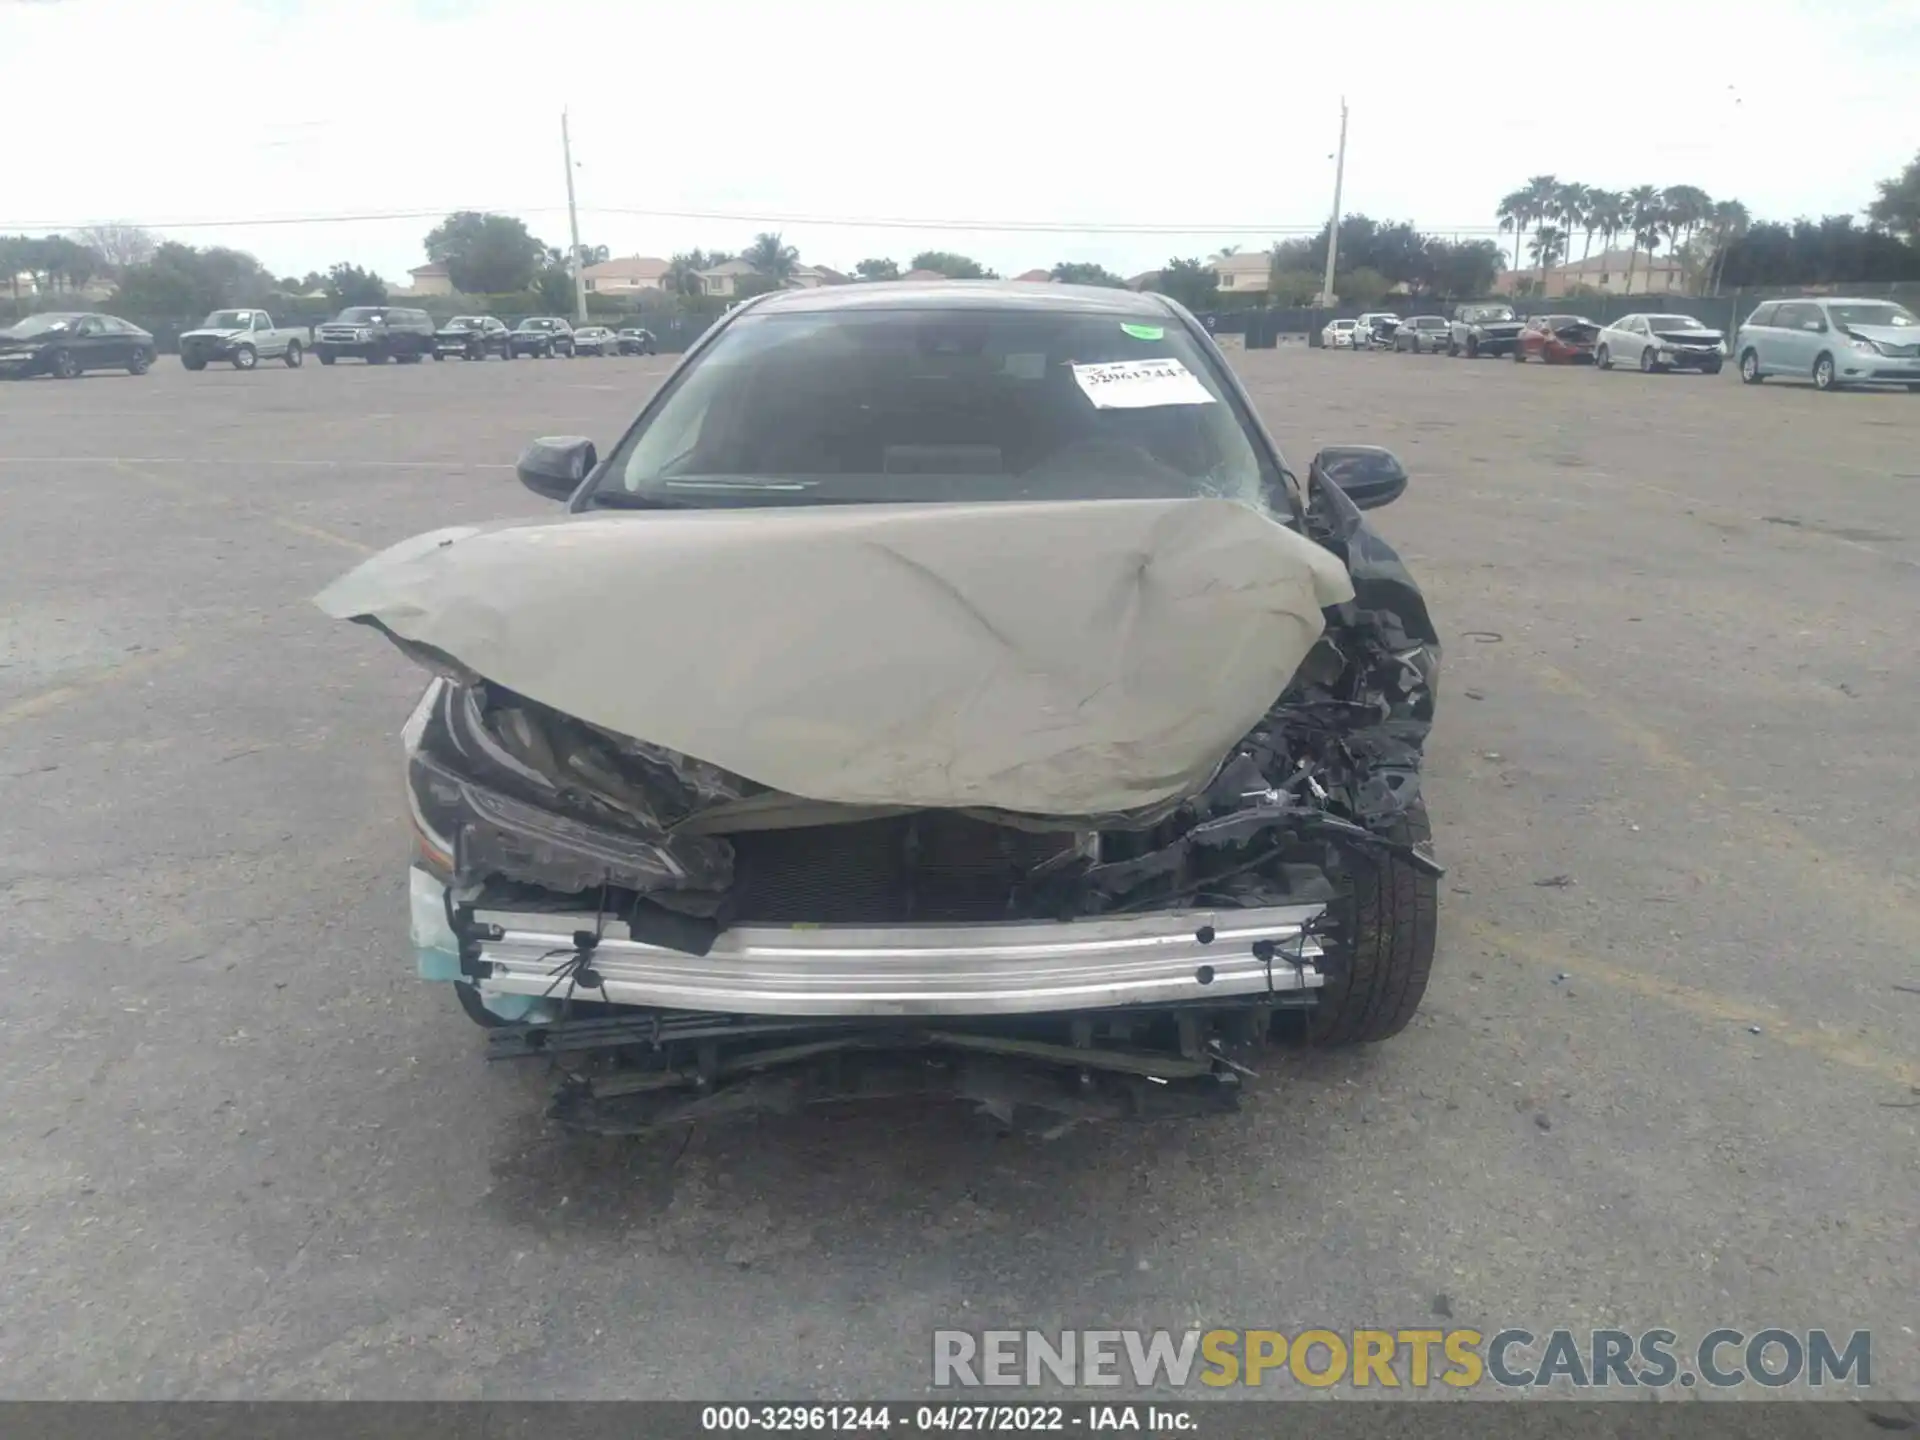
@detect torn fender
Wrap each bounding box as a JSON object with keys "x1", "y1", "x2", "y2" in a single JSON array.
[{"x1": 316, "y1": 498, "x2": 1355, "y2": 817}]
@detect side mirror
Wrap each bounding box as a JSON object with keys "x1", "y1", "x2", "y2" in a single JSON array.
[
  {"x1": 1310, "y1": 444, "x2": 1408, "y2": 512},
  {"x1": 516, "y1": 436, "x2": 597, "y2": 502}
]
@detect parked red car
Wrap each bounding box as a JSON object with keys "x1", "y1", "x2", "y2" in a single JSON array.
[{"x1": 1515, "y1": 314, "x2": 1601, "y2": 364}]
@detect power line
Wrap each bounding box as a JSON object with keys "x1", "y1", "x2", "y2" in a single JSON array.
[{"x1": 6, "y1": 203, "x2": 1510, "y2": 238}]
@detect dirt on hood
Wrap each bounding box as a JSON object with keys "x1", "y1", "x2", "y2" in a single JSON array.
[{"x1": 315, "y1": 497, "x2": 1355, "y2": 817}]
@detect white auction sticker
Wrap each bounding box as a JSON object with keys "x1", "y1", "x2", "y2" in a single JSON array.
[{"x1": 1070, "y1": 357, "x2": 1217, "y2": 409}]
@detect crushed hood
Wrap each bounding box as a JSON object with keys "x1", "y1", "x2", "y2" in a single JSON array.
[
  {"x1": 1840, "y1": 323, "x2": 1918, "y2": 348},
  {"x1": 316, "y1": 498, "x2": 1355, "y2": 817}
]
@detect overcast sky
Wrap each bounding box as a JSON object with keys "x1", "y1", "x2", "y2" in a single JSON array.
[{"x1": 5, "y1": 0, "x2": 1917, "y2": 282}]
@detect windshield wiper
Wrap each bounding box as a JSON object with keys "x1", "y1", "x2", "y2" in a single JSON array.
[{"x1": 583, "y1": 490, "x2": 703, "y2": 510}]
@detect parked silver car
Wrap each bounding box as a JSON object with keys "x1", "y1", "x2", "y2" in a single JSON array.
[
  {"x1": 1393, "y1": 316, "x2": 1450, "y2": 354},
  {"x1": 1594, "y1": 313, "x2": 1725, "y2": 374},
  {"x1": 1733, "y1": 297, "x2": 1920, "y2": 392},
  {"x1": 572, "y1": 325, "x2": 619, "y2": 356}
]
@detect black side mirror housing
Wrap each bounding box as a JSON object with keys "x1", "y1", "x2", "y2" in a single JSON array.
[
  {"x1": 516, "y1": 436, "x2": 597, "y2": 502},
  {"x1": 1309, "y1": 444, "x2": 1408, "y2": 511}
]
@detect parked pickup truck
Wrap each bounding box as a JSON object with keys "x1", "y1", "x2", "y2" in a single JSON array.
[
  {"x1": 178, "y1": 309, "x2": 306, "y2": 371},
  {"x1": 1448, "y1": 302, "x2": 1525, "y2": 358}
]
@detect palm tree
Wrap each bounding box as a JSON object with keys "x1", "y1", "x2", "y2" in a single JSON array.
[
  {"x1": 743, "y1": 232, "x2": 799, "y2": 283},
  {"x1": 1557, "y1": 182, "x2": 1597, "y2": 266},
  {"x1": 1529, "y1": 226, "x2": 1568, "y2": 275},
  {"x1": 1519, "y1": 175, "x2": 1561, "y2": 288},
  {"x1": 1586, "y1": 189, "x2": 1626, "y2": 263},
  {"x1": 1704, "y1": 198, "x2": 1751, "y2": 296},
  {"x1": 1661, "y1": 185, "x2": 1713, "y2": 255},
  {"x1": 1554, "y1": 183, "x2": 1589, "y2": 259},
  {"x1": 664, "y1": 251, "x2": 708, "y2": 298},
  {"x1": 1623, "y1": 185, "x2": 1661, "y2": 294},
  {"x1": 1495, "y1": 188, "x2": 1530, "y2": 272}
]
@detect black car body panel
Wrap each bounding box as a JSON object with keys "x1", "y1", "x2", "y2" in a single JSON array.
[
  {"x1": 434, "y1": 316, "x2": 512, "y2": 359},
  {"x1": 0, "y1": 312, "x2": 156, "y2": 378},
  {"x1": 510, "y1": 318, "x2": 575, "y2": 357}
]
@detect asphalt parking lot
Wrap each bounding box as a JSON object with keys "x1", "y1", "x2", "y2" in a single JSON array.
[{"x1": 2, "y1": 346, "x2": 1916, "y2": 1407}]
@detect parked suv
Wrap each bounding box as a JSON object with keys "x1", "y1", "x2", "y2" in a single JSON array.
[
  {"x1": 510, "y1": 317, "x2": 575, "y2": 358},
  {"x1": 314, "y1": 306, "x2": 437, "y2": 365},
  {"x1": 1734, "y1": 297, "x2": 1920, "y2": 392},
  {"x1": 1448, "y1": 302, "x2": 1524, "y2": 358},
  {"x1": 435, "y1": 315, "x2": 513, "y2": 361}
]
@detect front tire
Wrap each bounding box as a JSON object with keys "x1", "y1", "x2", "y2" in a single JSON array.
[
  {"x1": 1812, "y1": 353, "x2": 1837, "y2": 391},
  {"x1": 232, "y1": 344, "x2": 258, "y2": 371},
  {"x1": 1639, "y1": 346, "x2": 1663, "y2": 373},
  {"x1": 284, "y1": 340, "x2": 303, "y2": 367},
  {"x1": 128, "y1": 349, "x2": 152, "y2": 376},
  {"x1": 50, "y1": 348, "x2": 80, "y2": 379},
  {"x1": 1595, "y1": 344, "x2": 1612, "y2": 370},
  {"x1": 1295, "y1": 802, "x2": 1439, "y2": 1047},
  {"x1": 1739, "y1": 348, "x2": 1763, "y2": 384}
]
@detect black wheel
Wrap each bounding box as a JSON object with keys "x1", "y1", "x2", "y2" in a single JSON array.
[
  {"x1": 1290, "y1": 802, "x2": 1439, "y2": 1047},
  {"x1": 284, "y1": 340, "x2": 303, "y2": 368},
  {"x1": 1739, "y1": 348, "x2": 1763, "y2": 384},
  {"x1": 128, "y1": 349, "x2": 152, "y2": 376},
  {"x1": 181, "y1": 355, "x2": 207, "y2": 372},
  {"x1": 1812, "y1": 353, "x2": 1837, "y2": 391},
  {"x1": 232, "y1": 344, "x2": 258, "y2": 371},
  {"x1": 49, "y1": 348, "x2": 80, "y2": 379},
  {"x1": 317, "y1": 350, "x2": 336, "y2": 365},
  {"x1": 1639, "y1": 345, "x2": 1662, "y2": 373},
  {"x1": 1595, "y1": 343, "x2": 1612, "y2": 370}
]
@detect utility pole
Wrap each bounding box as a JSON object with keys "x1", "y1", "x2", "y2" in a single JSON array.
[
  {"x1": 561, "y1": 109, "x2": 588, "y2": 324},
  {"x1": 1319, "y1": 98, "x2": 1348, "y2": 307}
]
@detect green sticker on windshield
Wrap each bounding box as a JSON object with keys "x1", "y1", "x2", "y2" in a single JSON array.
[{"x1": 1121, "y1": 322, "x2": 1164, "y2": 341}]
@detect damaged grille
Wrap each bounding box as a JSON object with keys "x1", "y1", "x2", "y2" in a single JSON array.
[{"x1": 729, "y1": 814, "x2": 1082, "y2": 924}]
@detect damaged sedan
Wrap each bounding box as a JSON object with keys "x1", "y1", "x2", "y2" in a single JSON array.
[{"x1": 317, "y1": 282, "x2": 1443, "y2": 1134}]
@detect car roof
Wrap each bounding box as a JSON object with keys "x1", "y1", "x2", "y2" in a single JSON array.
[{"x1": 745, "y1": 280, "x2": 1175, "y2": 319}]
